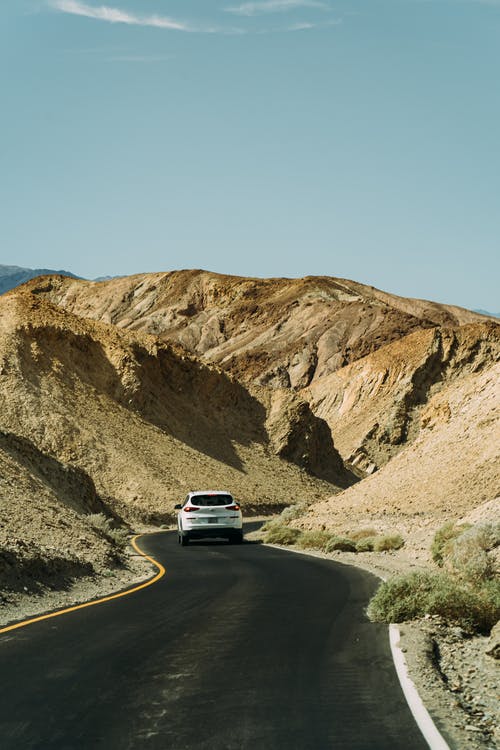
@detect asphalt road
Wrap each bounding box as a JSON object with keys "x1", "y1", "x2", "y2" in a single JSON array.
[{"x1": 0, "y1": 527, "x2": 430, "y2": 750}]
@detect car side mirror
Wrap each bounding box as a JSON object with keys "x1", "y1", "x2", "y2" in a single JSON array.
[{"x1": 174, "y1": 504, "x2": 182, "y2": 510}]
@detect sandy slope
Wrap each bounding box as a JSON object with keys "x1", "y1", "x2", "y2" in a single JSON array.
[{"x1": 298, "y1": 361, "x2": 500, "y2": 559}]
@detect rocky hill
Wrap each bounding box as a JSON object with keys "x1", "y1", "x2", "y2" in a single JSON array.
[
  {"x1": 26, "y1": 270, "x2": 498, "y2": 474},
  {"x1": 1, "y1": 269, "x2": 498, "y2": 600},
  {"x1": 0, "y1": 286, "x2": 352, "y2": 592},
  {"x1": 0, "y1": 264, "x2": 79, "y2": 296},
  {"x1": 24, "y1": 271, "x2": 491, "y2": 390}
]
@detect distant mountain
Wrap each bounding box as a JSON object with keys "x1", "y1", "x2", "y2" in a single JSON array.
[
  {"x1": 474, "y1": 309, "x2": 500, "y2": 319},
  {"x1": 0, "y1": 264, "x2": 80, "y2": 296}
]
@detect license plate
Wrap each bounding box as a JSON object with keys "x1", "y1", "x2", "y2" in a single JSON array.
[{"x1": 208, "y1": 518, "x2": 218, "y2": 524}]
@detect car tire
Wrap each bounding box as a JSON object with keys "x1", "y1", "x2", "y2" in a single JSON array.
[
  {"x1": 230, "y1": 532, "x2": 243, "y2": 545},
  {"x1": 180, "y1": 533, "x2": 190, "y2": 546}
]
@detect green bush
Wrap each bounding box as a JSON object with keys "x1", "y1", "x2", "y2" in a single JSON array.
[
  {"x1": 296, "y1": 530, "x2": 332, "y2": 551},
  {"x1": 325, "y1": 536, "x2": 357, "y2": 553},
  {"x1": 431, "y1": 521, "x2": 471, "y2": 566},
  {"x1": 263, "y1": 525, "x2": 302, "y2": 546},
  {"x1": 367, "y1": 571, "x2": 500, "y2": 634},
  {"x1": 373, "y1": 534, "x2": 404, "y2": 552}
]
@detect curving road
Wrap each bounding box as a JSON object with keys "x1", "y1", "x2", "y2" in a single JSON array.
[{"x1": 0, "y1": 528, "x2": 430, "y2": 749}]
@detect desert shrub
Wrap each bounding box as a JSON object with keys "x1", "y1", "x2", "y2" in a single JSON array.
[
  {"x1": 446, "y1": 523, "x2": 500, "y2": 584},
  {"x1": 355, "y1": 537, "x2": 375, "y2": 552},
  {"x1": 260, "y1": 518, "x2": 280, "y2": 533},
  {"x1": 431, "y1": 521, "x2": 471, "y2": 566},
  {"x1": 87, "y1": 513, "x2": 129, "y2": 549},
  {"x1": 373, "y1": 534, "x2": 404, "y2": 552},
  {"x1": 348, "y1": 528, "x2": 377, "y2": 542},
  {"x1": 279, "y1": 503, "x2": 308, "y2": 523},
  {"x1": 325, "y1": 536, "x2": 357, "y2": 553},
  {"x1": 296, "y1": 530, "x2": 332, "y2": 551},
  {"x1": 263, "y1": 525, "x2": 302, "y2": 546},
  {"x1": 367, "y1": 571, "x2": 500, "y2": 633}
]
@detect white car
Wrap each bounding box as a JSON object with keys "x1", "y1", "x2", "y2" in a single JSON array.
[{"x1": 175, "y1": 491, "x2": 243, "y2": 546}]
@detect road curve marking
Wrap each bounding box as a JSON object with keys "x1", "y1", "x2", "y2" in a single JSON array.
[
  {"x1": 389, "y1": 625, "x2": 451, "y2": 750},
  {"x1": 0, "y1": 534, "x2": 166, "y2": 636}
]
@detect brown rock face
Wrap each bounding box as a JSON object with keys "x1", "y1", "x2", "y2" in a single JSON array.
[
  {"x1": 24, "y1": 270, "x2": 491, "y2": 390},
  {"x1": 306, "y1": 322, "x2": 500, "y2": 472},
  {"x1": 26, "y1": 270, "x2": 498, "y2": 476}
]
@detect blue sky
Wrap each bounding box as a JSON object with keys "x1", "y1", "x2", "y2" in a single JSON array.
[{"x1": 1, "y1": 0, "x2": 499, "y2": 310}]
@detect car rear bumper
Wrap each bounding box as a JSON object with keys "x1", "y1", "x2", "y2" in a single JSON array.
[{"x1": 181, "y1": 528, "x2": 243, "y2": 540}]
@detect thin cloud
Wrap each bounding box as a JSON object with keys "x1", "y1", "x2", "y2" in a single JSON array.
[
  {"x1": 225, "y1": 0, "x2": 329, "y2": 16},
  {"x1": 50, "y1": 1, "x2": 193, "y2": 31}
]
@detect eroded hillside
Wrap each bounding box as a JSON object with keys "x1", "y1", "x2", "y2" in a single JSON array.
[
  {"x1": 298, "y1": 360, "x2": 500, "y2": 557},
  {"x1": 305, "y1": 322, "x2": 499, "y2": 473},
  {"x1": 2, "y1": 271, "x2": 498, "y2": 600},
  {"x1": 27, "y1": 270, "x2": 498, "y2": 474},
  {"x1": 0, "y1": 288, "x2": 353, "y2": 589},
  {"x1": 24, "y1": 271, "x2": 491, "y2": 390}
]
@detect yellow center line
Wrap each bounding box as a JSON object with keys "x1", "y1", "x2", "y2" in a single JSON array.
[{"x1": 0, "y1": 534, "x2": 166, "y2": 636}]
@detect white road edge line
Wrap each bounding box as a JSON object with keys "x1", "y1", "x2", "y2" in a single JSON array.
[
  {"x1": 265, "y1": 544, "x2": 451, "y2": 750},
  {"x1": 389, "y1": 625, "x2": 451, "y2": 750}
]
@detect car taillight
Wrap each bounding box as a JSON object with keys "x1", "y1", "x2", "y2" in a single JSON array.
[
  {"x1": 183, "y1": 506, "x2": 200, "y2": 512},
  {"x1": 225, "y1": 504, "x2": 240, "y2": 511}
]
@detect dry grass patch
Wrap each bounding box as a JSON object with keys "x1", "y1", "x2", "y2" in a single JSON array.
[
  {"x1": 355, "y1": 537, "x2": 376, "y2": 552},
  {"x1": 348, "y1": 528, "x2": 377, "y2": 542},
  {"x1": 325, "y1": 536, "x2": 357, "y2": 553},
  {"x1": 372, "y1": 533, "x2": 404, "y2": 552},
  {"x1": 263, "y1": 524, "x2": 302, "y2": 546},
  {"x1": 296, "y1": 530, "x2": 333, "y2": 551}
]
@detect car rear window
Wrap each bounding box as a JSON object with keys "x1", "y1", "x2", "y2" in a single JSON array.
[{"x1": 192, "y1": 495, "x2": 233, "y2": 507}]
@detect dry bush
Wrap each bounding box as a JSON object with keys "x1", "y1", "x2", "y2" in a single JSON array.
[
  {"x1": 431, "y1": 521, "x2": 471, "y2": 566},
  {"x1": 446, "y1": 523, "x2": 500, "y2": 584},
  {"x1": 263, "y1": 525, "x2": 302, "y2": 545},
  {"x1": 87, "y1": 513, "x2": 129, "y2": 549},
  {"x1": 355, "y1": 538, "x2": 375, "y2": 552},
  {"x1": 295, "y1": 530, "x2": 332, "y2": 551},
  {"x1": 373, "y1": 534, "x2": 404, "y2": 552},
  {"x1": 325, "y1": 536, "x2": 357, "y2": 553},
  {"x1": 367, "y1": 571, "x2": 500, "y2": 634},
  {"x1": 260, "y1": 518, "x2": 280, "y2": 533},
  {"x1": 279, "y1": 503, "x2": 308, "y2": 523},
  {"x1": 348, "y1": 528, "x2": 377, "y2": 542}
]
